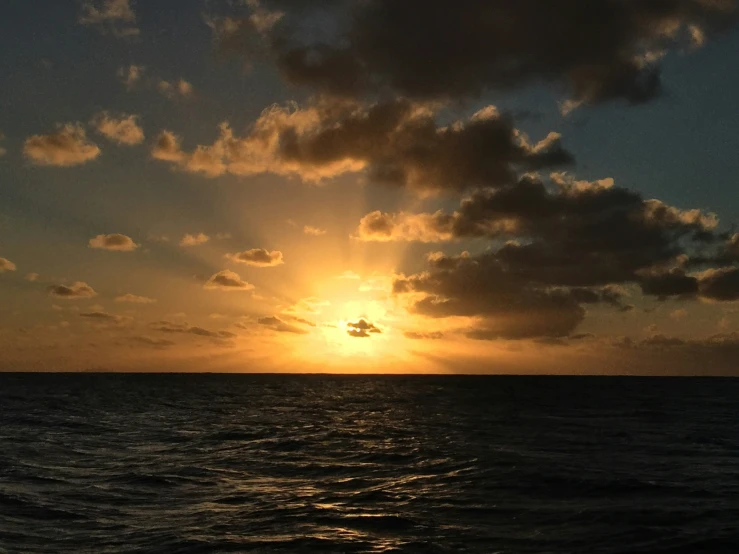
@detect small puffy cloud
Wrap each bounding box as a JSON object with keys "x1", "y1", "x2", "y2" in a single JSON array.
[
  {"x1": 337, "y1": 270, "x2": 361, "y2": 280},
  {"x1": 0, "y1": 257, "x2": 17, "y2": 272},
  {"x1": 303, "y1": 225, "x2": 327, "y2": 236},
  {"x1": 157, "y1": 79, "x2": 194, "y2": 100},
  {"x1": 258, "y1": 316, "x2": 310, "y2": 334},
  {"x1": 118, "y1": 64, "x2": 145, "y2": 89},
  {"x1": 79, "y1": 0, "x2": 139, "y2": 37},
  {"x1": 91, "y1": 112, "x2": 144, "y2": 145},
  {"x1": 226, "y1": 248, "x2": 284, "y2": 267},
  {"x1": 49, "y1": 282, "x2": 97, "y2": 299},
  {"x1": 346, "y1": 319, "x2": 382, "y2": 338},
  {"x1": 24, "y1": 123, "x2": 101, "y2": 167},
  {"x1": 204, "y1": 270, "x2": 254, "y2": 291},
  {"x1": 25, "y1": 272, "x2": 39, "y2": 281},
  {"x1": 180, "y1": 233, "x2": 210, "y2": 247},
  {"x1": 89, "y1": 233, "x2": 139, "y2": 252},
  {"x1": 115, "y1": 294, "x2": 156, "y2": 304},
  {"x1": 0, "y1": 131, "x2": 6, "y2": 157},
  {"x1": 671, "y1": 309, "x2": 688, "y2": 320}
]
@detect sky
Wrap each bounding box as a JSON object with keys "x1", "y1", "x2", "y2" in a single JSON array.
[{"x1": 4, "y1": 0, "x2": 739, "y2": 374}]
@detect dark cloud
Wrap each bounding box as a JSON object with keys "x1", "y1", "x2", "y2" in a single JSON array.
[
  {"x1": 48, "y1": 282, "x2": 97, "y2": 299},
  {"x1": 258, "y1": 316, "x2": 310, "y2": 334},
  {"x1": 256, "y1": 0, "x2": 737, "y2": 107},
  {"x1": 346, "y1": 319, "x2": 381, "y2": 338},
  {"x1": 151, "y1": 98, "x2": 571, "y2": 192},
  {"x1": 698, "y1": 267, "x2": 739, "y2": 301},
  {"x1": 639, "y1": 268, "x2": 698, "y2": 298},
  {"x1": 388, "y1": 171, "x2": 739, "y2": 337},
  {"x1": 395, "y1": 253, "x2": 586, "y2": 339},
  {"x1": 277, "y1": 100, "x2": 572, "y2": 193},
  {"x1": 372, "y1": 174, "x2": 719, "y2": 293}
]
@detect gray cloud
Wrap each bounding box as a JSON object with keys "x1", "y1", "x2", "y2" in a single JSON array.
[
  {"x1": 346, "y1": 319, "x2": 382, "y2": 338},
  {"x1": 150, "y1": 99, "x2": 571, "y2": 192},
  {"x1": 258, "y1": 0, "x2": 736, "y2": 108}
]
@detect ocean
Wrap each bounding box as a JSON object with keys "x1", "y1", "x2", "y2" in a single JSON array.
[{"x1": 0, "y1": 374, "x2": 737, "y2": 553}]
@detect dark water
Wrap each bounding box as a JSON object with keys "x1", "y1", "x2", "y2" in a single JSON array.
[{"x1": 1, "y1": 375, "x2": 738, "y2": 553}]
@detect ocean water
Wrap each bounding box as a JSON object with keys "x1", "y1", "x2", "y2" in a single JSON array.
[{"x1": 1, "y1": 375, "x2": 738, "y2": 554}]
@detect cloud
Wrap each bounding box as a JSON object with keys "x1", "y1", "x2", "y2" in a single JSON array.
[
  {"x1": 180, "y1": 233, "x2": 210, "y2": 247},
  {"x1": 0, "y1": 131, "x2": 6, "y2": 157},
  {"x1": 129, "y1": 336, "x2": 176, "y2": 348},
  {"x1": 671, "y1": 309, "x2": 688, "y2": 320},
  {"x1": 204, "y1": 270, "x2": 254, "y2": 291},
  {"x1": 346, "y1": 319, "x2": 382, "y2": 338},
  {"x1": 151, "y1": 321, "x2": 235, "y2": 339},
  {"x1": 157, "y1": 79, "x2": 194, "y2": 100},
  {"x1": 226, "y1": 248, "x2": 284, "y2": 267},
  {"x1": 89, "y1": 233, "x2": 139, "y2": 252},
  {"x1": 337, "y1": 270, "x2": 360, "y2": 280},
  {"x1": 368, "y1": 174, "x2": 720, "y2": 293},
  {"x1": 25, "y1": 273, "x2": 39, "y2": 281},
  {"x1": 257, "y1": 0, "x2": 736, "y2": 108},
  {"x1": 258, "y1": 316, "x2": 310, "y2": 334},
  {"x1": 394, "y1": 253, "x2": 587, "y2": 340},
  {"x1": 303, "y1": 225, "x2": 327, "y2": 236},
  {"x1": 48, "y1": 282, "x2": 97, "y2": 299},
  {"x1": 0, "y1": 258, "x2": 17, "y2": 272},
  {"x1": 115, "y1": 294, "x2": 156, "y2": 304},
  {"x1": 24, "y1": 123, "x2": 101, "y2": 167},
  {"x1": 355, "y1": 210, "x2": 455, "y2": 242},
  {"x1": 150, "y1": 99, "x2": 572, "y2": 191},
  {"x1": 79, "y1": 0, "x2": 139, "y2": 37},
  {"x1": 91, "y1": 112, "x2": 144, "y2": 145},
  {"x1": 118, "y1": 64, "x2": 145, "y2": 89},
  {"x1": 285, "y1": 296, "x2": 330, "y2": 313},
  {"x1": 404, "y1": 331, "x2": 444, "y2": 340},
  {"x1": 698, "y1": 267, "x2": 739, "y2": 301},
  {"x1": 80, "y1": 311, "x2": 125, "y2": 323}
]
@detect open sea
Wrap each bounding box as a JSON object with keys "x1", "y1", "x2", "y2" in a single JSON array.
[{"x1": 1, "y1": 374, "x2": 738, "y2": 553}]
